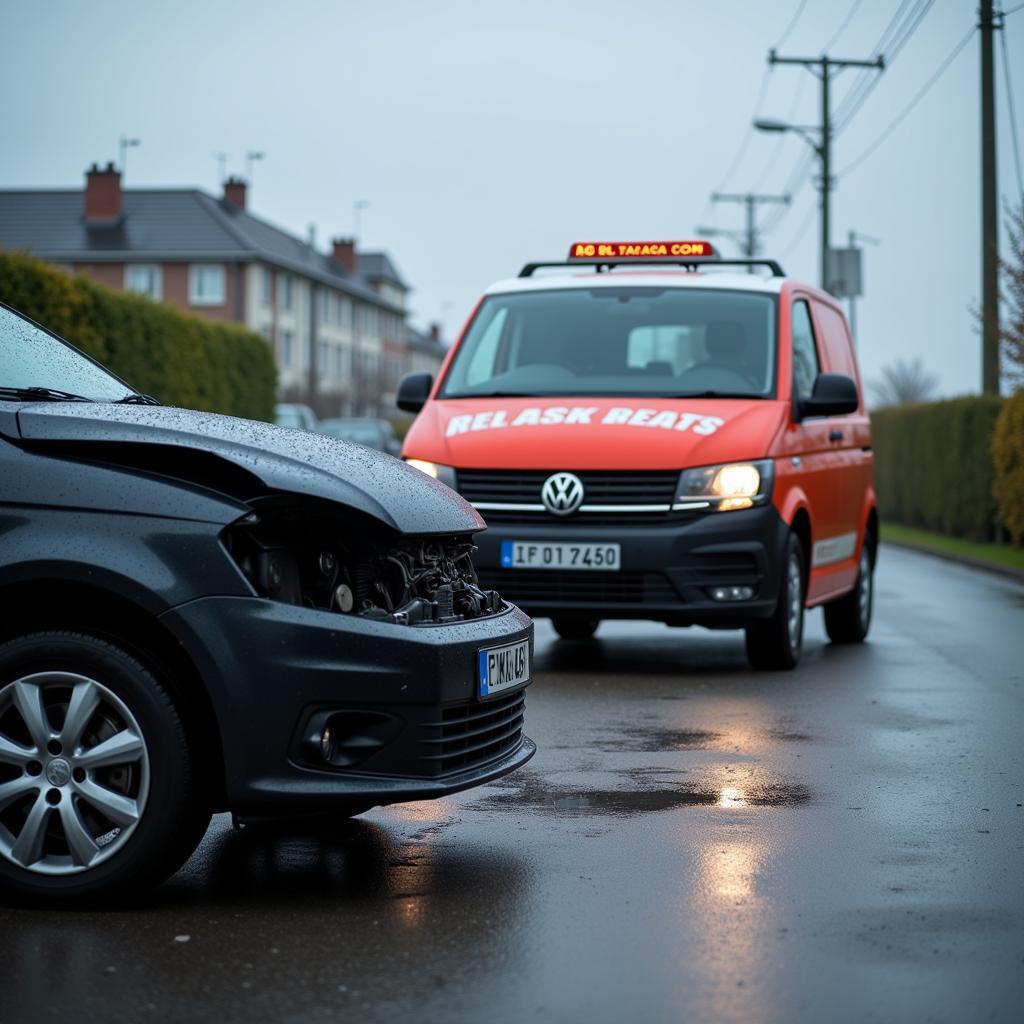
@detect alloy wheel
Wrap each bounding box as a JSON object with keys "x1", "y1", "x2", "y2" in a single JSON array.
[{"x1": 0, "y1": 671, "x2": 150, "y2": 875}]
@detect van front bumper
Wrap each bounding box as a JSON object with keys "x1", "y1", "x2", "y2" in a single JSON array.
[{"x1": 472, "y1": 505, "x2": 790, "y2": 626}]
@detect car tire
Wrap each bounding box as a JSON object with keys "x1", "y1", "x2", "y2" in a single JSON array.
[
  {"x1": 0, "y1": 632, "x2": 210, "y2": 905},
  {"x1": 551, "y1": 618, "x2": 600, "y2": 640},
  {"x1": 824, "y1": 538, "x2": 875, "y2": 644},
  {"x1": 745, "y1": 533, "x2": 805, "y2": 670}
]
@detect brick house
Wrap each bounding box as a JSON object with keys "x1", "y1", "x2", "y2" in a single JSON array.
[{"x1": 0, "y1": 162, "x2": 447, "y2": 417}]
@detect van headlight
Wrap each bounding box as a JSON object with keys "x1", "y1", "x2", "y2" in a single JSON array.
[
  {"x1": 404, "y1": 459, "x2": 457, "y2": 487},
  {"x1": 675, "y1": 460, "x2": 774, "y2": 512}
]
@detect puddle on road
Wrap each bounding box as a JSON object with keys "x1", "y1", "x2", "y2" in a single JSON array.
[
  {"x1": 480, "y1": 770, "x2": 812, "y2": 817},
  {"x1": 594, "y1": 726, "x2": 723, "y2": 752}
]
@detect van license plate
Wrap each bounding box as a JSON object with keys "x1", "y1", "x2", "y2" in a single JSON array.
[
  {"x1": 478, "y1": 639, "x2": 531, "y2": 700},
  {"x1": 500, "y1": 541, "x2": 621, "y2": 571}
]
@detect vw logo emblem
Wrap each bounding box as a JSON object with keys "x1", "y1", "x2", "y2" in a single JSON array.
[{"x1": 541, "y1": 472, "x2": 585, "y2": 516}]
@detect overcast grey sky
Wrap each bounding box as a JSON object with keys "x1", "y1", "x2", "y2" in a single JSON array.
[{"x1": 2, "y1": 0, "x2": 1023, "y2": 396}]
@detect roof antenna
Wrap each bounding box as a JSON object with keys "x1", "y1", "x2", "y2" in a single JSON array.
[
  {"x1": 118, "y1": 136, "x2": 141, "y2": 178},
  {"x1": 245, "y1": 150, "x2": 265, "y2": 183},
  {"x1": 214, "y1": 152, "x2": 229, "y2": 184}
]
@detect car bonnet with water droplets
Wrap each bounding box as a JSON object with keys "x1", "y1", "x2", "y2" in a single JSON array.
[{"x1": 12, "y1": 402, "x2": 483, "y2": 535}]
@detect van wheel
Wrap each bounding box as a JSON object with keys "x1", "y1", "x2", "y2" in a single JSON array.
[
  {"x1": 745, "y1": 533, "x2": 804, "y2": 670},
  {"x1": 552, "y1": 618, "x2": 599, "y2": 640},
  {"x1": 824, "y1": 540, "x2": 875, "y2": 644},
  {"x1": 0, "y1": 632, "x2": 210, "y2": 905}
]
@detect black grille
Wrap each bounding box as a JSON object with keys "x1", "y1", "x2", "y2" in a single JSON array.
[
  {"x1": 476, "y1": 569, "x2": 678, "y2": 606},
  {"x1": 457, "y1": 470, "x2": 679, "y2": 525},
  {"x1": 419, "y1": 689, "x2": 526, "y2": 776}
]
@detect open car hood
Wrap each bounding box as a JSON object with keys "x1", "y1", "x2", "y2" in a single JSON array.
[{"x1": 13, "y1": 403, "x2": 483, "y2": 535}]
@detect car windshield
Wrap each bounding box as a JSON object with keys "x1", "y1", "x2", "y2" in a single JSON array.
[
  {"x1": 0, "y1": 305, "x2": 134, "y2": 402},
  {"x1": 441, "y1": 286, "x2": 777, "y2": 399}
]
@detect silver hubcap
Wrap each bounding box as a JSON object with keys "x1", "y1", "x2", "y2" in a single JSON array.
[
  {"x1": 786, "y1": 553, "x2": 803, "y2": 651},
  {"x1": 858, "y1": 548, "x2": 872, "y2": 626},
  {"x1": 0, "y1": 672, "x2": 150, "y2": 875}
]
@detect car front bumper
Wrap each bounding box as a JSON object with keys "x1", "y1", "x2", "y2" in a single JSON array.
[
  {"x1": 471, "y1": 504, "x2": 791, "y2": 626},
  {"x1": 159, "y1": 598, "x2": 534, "y2": 815}
]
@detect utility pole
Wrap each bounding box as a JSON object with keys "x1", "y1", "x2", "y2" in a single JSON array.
[
  {"x1": 707, "y1": 192, "x2": 790, "y2": 269},
  {"x1": 980, "y1": 0, "x2": 1001, "y2": 394},
  {"x1": 766, "y1": 50, "x2": 885, "y2": 290}
]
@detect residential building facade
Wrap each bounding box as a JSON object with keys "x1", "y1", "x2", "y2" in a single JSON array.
[{"x1": 0, "y1": 163, "x2": 448, "y2": 418}]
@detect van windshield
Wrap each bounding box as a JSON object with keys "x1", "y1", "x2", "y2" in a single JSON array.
[{"x1": 441, "y1": 287, "x2": 777, "y2": 399}]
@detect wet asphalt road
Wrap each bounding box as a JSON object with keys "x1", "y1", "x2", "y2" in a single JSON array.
[{"x1": 2, "y1": 544, "x2": 1023, "y2": 1023}]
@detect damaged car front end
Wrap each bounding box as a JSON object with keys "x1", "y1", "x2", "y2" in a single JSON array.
[{"x1": 0, "y1": 301, "x2": 533, "y2": 902}]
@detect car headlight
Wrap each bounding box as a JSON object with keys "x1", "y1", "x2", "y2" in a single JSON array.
[
  {"x1": 404, "y1": 458, "x2": 457, "y2": 488},
  {"x1": 675, "y1": 460, "x2": 774, "y2": 512}
]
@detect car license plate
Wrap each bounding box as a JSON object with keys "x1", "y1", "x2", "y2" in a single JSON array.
[
  {"x1": 478, "y1": 638, "x2": 531, "y2": 700},
  {"x1": 500, "y1": 540, "x2": 621, "y2": 571}
]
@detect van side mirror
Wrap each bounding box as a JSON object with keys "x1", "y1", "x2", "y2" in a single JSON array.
[
  {"x1": 798, "y1": 373, "x2": 859, "y2": 419},
  {"x1": 397, "y1": 372, "x2": 433, "y2": 414}
]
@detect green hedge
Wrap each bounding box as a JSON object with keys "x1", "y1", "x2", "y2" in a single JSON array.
[
  {"x1": 993, "y1": 391, "x2": 1024, "y2": 545},
  {"x1": 0, "y1": 251, "x2": 276, "y2": 420},
  {"x1": 871, "y1": 396, "x2": 1005, "y2": 542}
]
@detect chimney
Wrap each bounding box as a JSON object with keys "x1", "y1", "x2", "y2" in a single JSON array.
[
  {"x1": 84, "y1": 161, "x2": 122, "y2": 221},
  {"x1": 332, "y1": 237, "x2": 357, "y2": 273},
  {"x1": 428, "y1": 322, "x2": 441, "y2": 343},
  {"x1": 223, "y1": 176, "x2": 247, "y2": 210}
]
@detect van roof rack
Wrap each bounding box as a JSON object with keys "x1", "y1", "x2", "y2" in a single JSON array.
[{"x1": 518, "y1": 257, "x2": 786, "y2": 278}]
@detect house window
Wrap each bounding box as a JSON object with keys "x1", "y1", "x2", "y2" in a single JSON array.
[
  {"x1": 280, "y1": 275, "x2": 294, "y2": 312},
  {"x1": 281, "y1": 330, "x2": 294, "y2": 368},
  {"x1": 125, "y1": 264, "x2": 162, "y2": 300},
  {"x1": 188, "y1": 264, "x2": 225, "y2": 306},
  {"x1": 262, "y1": 268, "x2": 273, "y2": 306}
]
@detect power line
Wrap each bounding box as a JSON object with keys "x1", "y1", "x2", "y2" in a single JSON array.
[
  {"x1": 705, "y1": 67, "x2": 771, "y2": 214},
  {"x1": 774, "y1": 0, "x2": 809, "y2": 49},
  {"x1": 823, "y1": 0, "x2": 864, "y2": 51},
  {"x1": 999, "y1": 14, "x2": 1024, "y2": 204},
  {"x1": 778, "y1": 199, "x2": 817, "y2": 258},
  {"x1": 838, "y1": 25, "x2": 975, "y2": 177},
  {"x1": 1003, "y1": 1, "x2": 1024, "y2": 14},
  {"x1": 834, "y1": 0, "x2": 938, "y2": 130}
]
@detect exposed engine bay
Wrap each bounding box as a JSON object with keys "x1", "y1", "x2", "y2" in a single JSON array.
[{"x1": 225, "y1": 498, "x2": 503, "y2": 625}]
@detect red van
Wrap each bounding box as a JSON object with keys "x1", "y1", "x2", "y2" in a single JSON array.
[{"x1": 398, "y1": 242, "x2": 877, "y2": 669}]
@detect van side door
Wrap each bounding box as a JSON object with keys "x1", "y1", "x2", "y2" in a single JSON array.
[
  {"x1": 775, "y1": 296, "x2": 851, "y2": 602},
  {"x1": 811, "y1": 299, "x2": 872, "y2": 569}
]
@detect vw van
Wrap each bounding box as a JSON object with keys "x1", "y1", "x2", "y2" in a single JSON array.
[{"x1": 399, "y1": 242, "x2": 877, "y2": 670}]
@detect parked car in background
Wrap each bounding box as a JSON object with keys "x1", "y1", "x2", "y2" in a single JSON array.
[
  {"x1": 274, "y1": 403, "x2": 318, "y2": 431},
  {"x1": 0, "y1": 302, "x2": 534, "y2": 903},
  {"x1": 318, "y1": 417, "x2": 401, "y2": 455}
]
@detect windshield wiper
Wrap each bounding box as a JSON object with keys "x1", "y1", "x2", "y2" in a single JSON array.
[
  {"x1": 454, "y1": 391, "x2": 535, "y2": 399},
  {"x1": 116, "y1": 393, "x2": 161, "y2": 406},
  {"x1": 669, "y1": 391, "x2": 765, "y2": 399},
  {"x1": 0, "y1": 386, "x2": 95, "y2": 403}
]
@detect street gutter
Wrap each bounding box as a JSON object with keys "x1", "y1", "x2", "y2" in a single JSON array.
[{"x1": 881, "y1": 539, "x2": 1024, "y2": 584}]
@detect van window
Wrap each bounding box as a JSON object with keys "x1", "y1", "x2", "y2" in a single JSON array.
[
  {"x1": 813, "y1": 302, "x2": 858, "y2": 382},
  {"x1": 442, "y1": 288, "x2": 778, "y2": 399},
  {"x1": 791, "y1": 300, "x2": 820, "y2": 401},
  {"x1": 463, "y1": 307, "x2": 508, "y2": 386}
]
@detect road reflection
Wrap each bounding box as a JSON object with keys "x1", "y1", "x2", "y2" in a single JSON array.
[{"x1": 0, "y1": 811, "x2": 535, "y2": 1021}]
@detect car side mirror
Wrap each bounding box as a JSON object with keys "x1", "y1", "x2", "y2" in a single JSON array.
[
  {"x1": 798, "y1": 373, "x2": 859, "y2": 419},
  {"x1": 396, "y1": 373, "x2": 433, "y2": 414}
]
